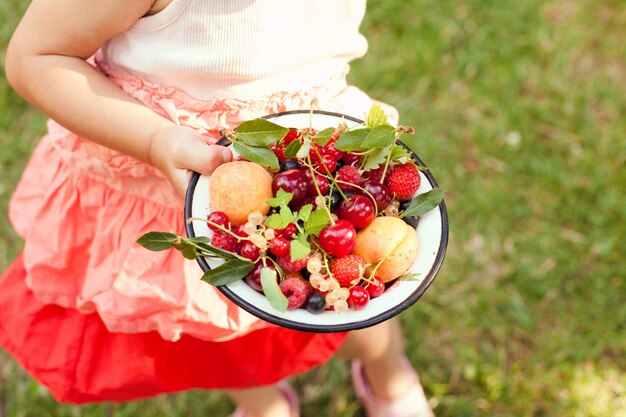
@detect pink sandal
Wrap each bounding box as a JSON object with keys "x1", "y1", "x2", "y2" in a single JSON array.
[
  {"x1": 351, "y1": 357, "x2": 435, "y2": 417},
  {"x1": 229, "y1": 380, "x2": 299, "y2": 417}
]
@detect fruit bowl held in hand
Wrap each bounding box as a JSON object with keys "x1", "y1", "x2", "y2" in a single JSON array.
[{"x1": 141, "y1": 109, "x2": 448, "y2": 333}]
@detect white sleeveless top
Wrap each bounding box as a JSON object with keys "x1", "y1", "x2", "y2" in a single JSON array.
[{"x1": 102, "y1": 0, "x2": 368, "y2": 100}]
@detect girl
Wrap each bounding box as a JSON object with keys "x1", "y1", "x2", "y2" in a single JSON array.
[{"x1": 1, "y1": 1, "x2": 434, "y2": 416}]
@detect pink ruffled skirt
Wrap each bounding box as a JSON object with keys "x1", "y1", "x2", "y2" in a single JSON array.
[{"x1": 0, "y1": 56, "x2": 398, "y2": 403}]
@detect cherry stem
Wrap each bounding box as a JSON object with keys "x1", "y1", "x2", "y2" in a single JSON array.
[
  {"x1": 305, "y1": 155, "x2": 336, "y2": 226},
  {"x1": 379, "y1": 136, "x2": 399, "y2": 185},
  {"x1": 188, "y1": 216, "x2": 250, "y2": 241}
]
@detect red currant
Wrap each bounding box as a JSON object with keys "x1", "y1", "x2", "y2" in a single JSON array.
[
  {"x1": 348, "y1": 286, "x2": 370, "y2": 310},
  {"x1": 269, "y1": 237, "x2": 290, "y2": 257},
  {"x1": 238, "y1": 240, "x2": 260, "y2": 261},
  {"x1": 206, "y1": 211, "x2": 230, "y2": 232},
  {"x1": 365, "y1": 277, "x2": 385, "y2": 298},
  {"x1": 278, "y1": 223, "x2": 297, "y2": 239}
]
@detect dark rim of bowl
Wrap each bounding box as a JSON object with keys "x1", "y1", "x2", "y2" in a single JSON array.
[{"x1": 184, "y1": 109, "x2": 449, "y2": 333}]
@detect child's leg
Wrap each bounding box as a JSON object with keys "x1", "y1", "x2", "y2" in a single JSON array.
[
  {"x1": 225, "y1": 383, "x2": 294, "y2": 417},
  {"x1": 336, "y1": 317, "x2": 415, "y2": 399}
]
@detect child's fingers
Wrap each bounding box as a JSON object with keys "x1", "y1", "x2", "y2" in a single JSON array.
[{"x1": 183, "y1": 143, "x2": 233, "y2": 176}]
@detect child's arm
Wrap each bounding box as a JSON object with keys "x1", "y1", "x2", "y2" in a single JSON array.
[{"x1": 5, "y1": 0, "x2": 232, "y2": 194}]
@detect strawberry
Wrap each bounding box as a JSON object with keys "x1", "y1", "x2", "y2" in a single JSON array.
[
  {"x1": 330, "y1": 254, "x2": 365, "y2": 288},
  {"x1": 386, "y1": 164, "x2": 421, "y2": 201}
]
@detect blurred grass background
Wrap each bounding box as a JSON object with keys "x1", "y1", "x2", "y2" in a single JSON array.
[{"x1": 1, "y1": 0, "x2": 625, "y2": 416}]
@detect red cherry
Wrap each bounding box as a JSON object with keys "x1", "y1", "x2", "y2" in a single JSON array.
[
  {"x1": 319, "y1": 220, "x2": 356, "y2": 257},
  {"x1": 272, "y1": 169, "x2": 309, "y2": 204},
  {"x1": 303, "y1": 169, "x2": 330, "y2": 195},
  {"x1": 206, "y1": 211, "x2": 230, "y2": 232},
  {"x1": 238, "y1": 240, "x2": 260, "y2": 261},
  {"x1": 348, "y1": 286, "x2": 370, "y2": 310},
  {"x1": 282, "y1": 129, "x2": 302, "y2": 145},
  {"x1": 365, "y1": 277, "x2": 385, "y2": 298},
  {"x1": 337, "y1": 194, "x2": 375, "y2": 229},
  {"x1": 269, "y1": 237, "x2": 290, "y2": 257},
  {"x1": 270, "y1": 143, "x2": 287, "y2": 162},
  {"x1": 322, "y1": 137, "x2": 345, "y2": 161},
  {"x1": 245, "y1": 262, "x2": 276, "y2": 292},
  {"x1": 360, "y1": 180, "x2": 393, "y2": 210}
]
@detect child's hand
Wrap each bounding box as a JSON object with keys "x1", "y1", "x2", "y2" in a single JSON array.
[{"x1": 149, "y1": 125, "x2": 233, "y2": 196}]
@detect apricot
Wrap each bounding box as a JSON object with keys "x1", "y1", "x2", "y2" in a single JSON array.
[
  {"x1": 209, "y1": 161, "x2": 273, "y2": 225},
  {"x1": 352, "y1": 216, "x2": 419, "y2": 283}
]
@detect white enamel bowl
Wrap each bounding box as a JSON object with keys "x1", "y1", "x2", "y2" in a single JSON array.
[{"x1": 185, "y1": 110, "x2": 448, "y2": 332}]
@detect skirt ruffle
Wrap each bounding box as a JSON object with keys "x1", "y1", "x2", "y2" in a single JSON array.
[{"x1": 0, "y1": 256, "x2": 345, "y2": 403}]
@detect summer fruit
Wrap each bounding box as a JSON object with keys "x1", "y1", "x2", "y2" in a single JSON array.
[
  {"x1": 210, "y1": 231, "x2": 239, "y2": 252},
  {"x1": 277, "y1": 223, "x2": 297, "y2": 239},
  {"x1": 386, "y1": 164, "x2": 421, "y2": 201},
  {"x1": 365, "y1": 277, "x2": 386, "y2": 298},
  {"x1": 337, "y1": 194, "x2": 375, "y2": 229},
  {"x1": 206, "y1": 211, "x2": 230, "y2": 231},
  {"x1": 279, "y1": 159, "x2": 300, "y2": 172},
  {"x1": 209, "y1": 161, "x2": 273, "y2": 225},
  {"x1": 245, "y1": 262, "x2": 276, "y2": 292},
  {"x1": 360, "y1": 181, "x2": 392, "y2": 210},
  {"x1": 238, "y1": 240, "x2": 260, "y2": 261},
  {"x1": 272, "y1": 169, "x2": 309, "y2": 204},
  {"x1": 336, "y1": 165, "x2": 361, "y2": 191},
  {"x1": 303, "y1": 169, "x2": 331, "y2": 195},
  {"x1": 305, "y1": 293, "x2": 326, "y2": 314},
  {"x1": 280, "y1": 276, "x2": 311, "y2": 310},
  {"x1": 277, "y1": 254, "x2": 310, "y2": 272},
  {"x1": 319, "y1": 220, "x2": 356, "y2": 257},
  {"x1": 331, "y1": 254, "x2": 365, "y2": 287},
  {"x1": 269, "y1": 236, "x2": 290, "y2": 257},
  {"x1": 347, "y1": 286, "x2": 370, "y2": 310},
  {"x1": 352, "y1": 216, "x2": 419, "y2": 283}
]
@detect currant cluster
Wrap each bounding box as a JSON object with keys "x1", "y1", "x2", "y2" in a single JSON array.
[{"x1": 204, "y1": 124, "x2": 425, "y2": 314}]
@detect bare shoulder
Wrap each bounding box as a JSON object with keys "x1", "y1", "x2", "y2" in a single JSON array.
[{"x1": 8, "y1": 0, "x2": 154, "y2": 59}]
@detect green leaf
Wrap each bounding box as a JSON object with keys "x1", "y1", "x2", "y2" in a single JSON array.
[
  {"x1": 283, "y1": 139, "x2": 302, "y2": 158},
  {"x1": 361, "y1": 125, "x2": 396, "y2": 149},
  {"x1": 267, "y1": 188, "x2": 293, "y2": 207},
  {"x1": 399, "y1": 272, "x2": 421, "y2": 281},
  {"x1": 361, "y1": 147, "x2": 391, "y2": 171},
  {"x1": 296, "y1": 141, "x2": 312, "y2": 159},
  {"x1": 201, "y1": 258, "x2": 255, "y2": 286},
  {"x1": 172, "y1": 239, "x2": 199, "y2": 259},
  {"x1": 190, "y1": 237, "x2": 244, "y2": 260},
  {"x1": 366, "y1": 104, "x2": 389, "y2": 128},
  {"x1": 402, "y1": 188, "x2": 445, "y2": 218},
  {"x1": 297, "y1": 204, "x2": 313, "y2": 222},
  {"x1": 232, "y1": 142, "x2": 279, "y2": 169},
  {"x1": 137, "y1": 232, "x2": 179, "y2": 251},
  {"x1": 235, "y1": 119, "x2": 290, "y2": 147},
  {"x1": 261, "y1": 267, "x2": 288, "y2": 312},
  {"x1": 313, "y1": 127, "x2": 335, "y2": 146},
  {"x1": 304, "y1": 209, "x2": 330, "y2": 236},
  {"x1": 334, "y1": 128, "x2": 369, "y2": 151},
  {"x1": 390, "y1": 144, "x2": 412, "y2": 162},
  {"x1": 264, "y1": 213, "x2": 289, "y2": 230},
  {"x1": 290, "y1": 235, "x2": 311, "y2": 261},
  {"x1": 279, "y1": 205, "x2": 295, "y2": 224}
]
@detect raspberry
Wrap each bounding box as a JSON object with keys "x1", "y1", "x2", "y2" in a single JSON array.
[
  {"x1": 279, "y1": 277, "x2": 311, "y2": 309},
  {"x1": 277, "y1": 254, "x2": 310, "y2": 272},
  {"x1": 386, "y1": 164, "x2": 421, "y2": 201},
  {"x1": 210, "y1": 232, "x2": 239, "y2": 253},
  {"x1": 331, "y1": 254, "x2": 365, "y2": 288},
  {"x1": 335, "y1": 165, "x2": 361, "y2": 191}
]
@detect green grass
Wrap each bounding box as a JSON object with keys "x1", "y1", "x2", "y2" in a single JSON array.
[{"x1": 1, "y1": 0, "x2": 625, "y2": 416}]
